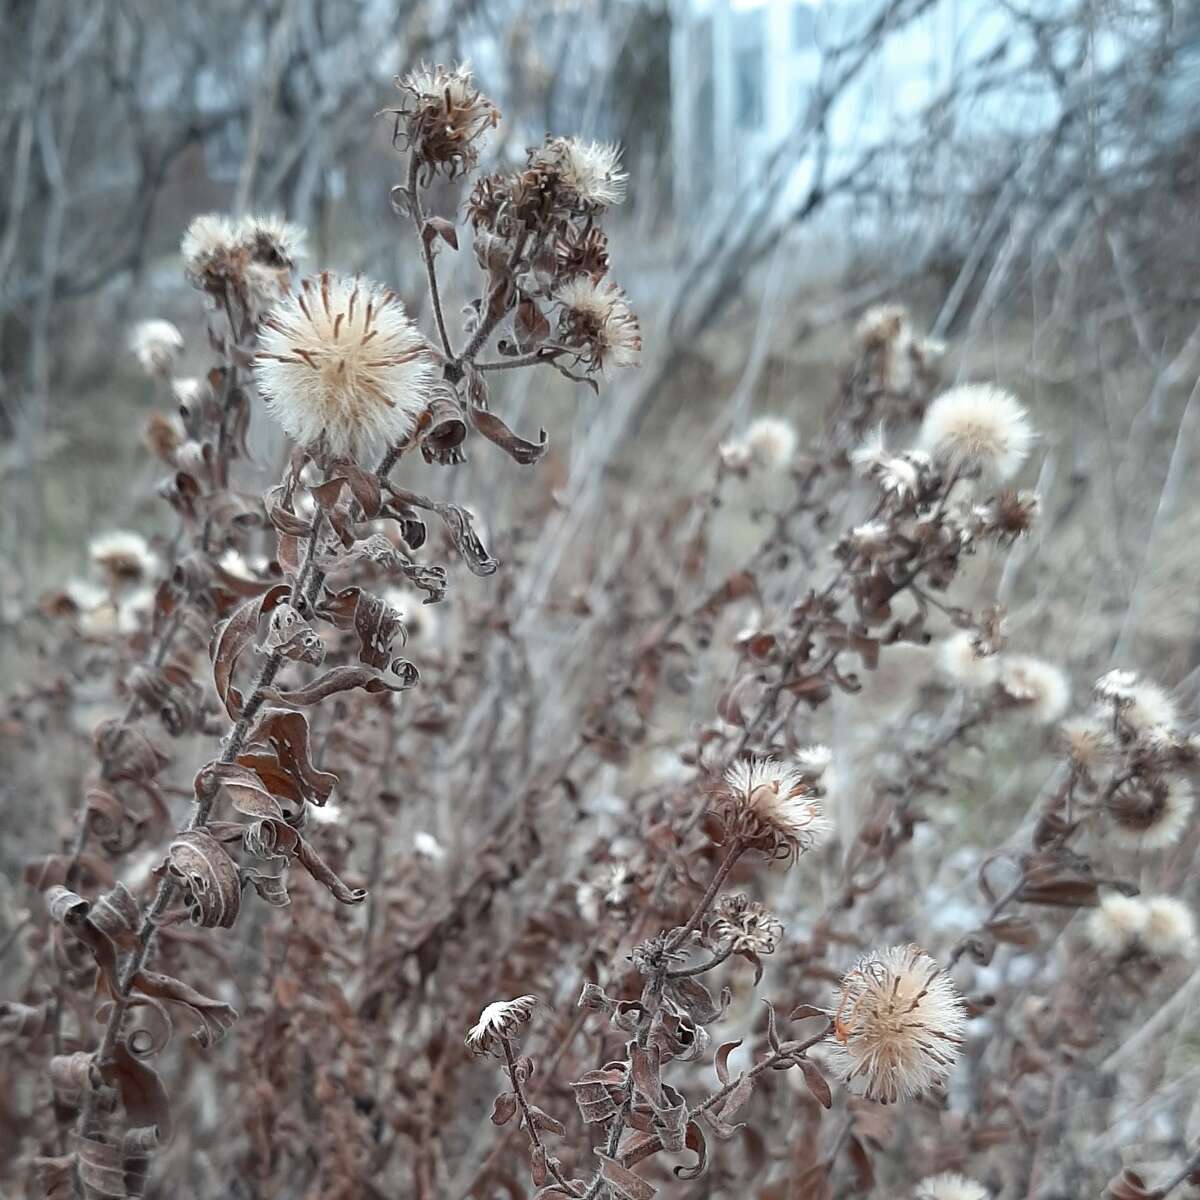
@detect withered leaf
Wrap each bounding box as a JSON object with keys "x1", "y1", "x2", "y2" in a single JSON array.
[
  {"x1": 469, "y1": 405, "x2": 549, "y2": 465},
  {"x1": 165, "y1": 830, "x2": 241, "y2": 929},
  {"x1": 263, "y1": 663, "x2": 419, "y2": 707},
  {"x1": 490, "y1": 1091, "x2": 518, "y2": 1126},
  {"x1": 130, "y1": 970, "x2": 237, "y2": 1047},
  {"x1": 714, "y1": 1039, "x2": 742, "y2": 1086},
  {"x1": 595, "y1": 1153, "x2": 656, "y2": 1200},
  {"x1": 424, "y1": 215, "x2": 459, "y2": 250},
  {"x1": 0, "y1": 1000, "x2": 50, "y2": 1045},
  {"x1": 210, "y1": 585, "x2": 290, "y2": 719},
  {"x1": 385, "y1": 484, "x2": 499, "y2": 575},
  {"x1": 674, "y1": 1121, "x2": 708, "y2": 1181},
  {"x1": 797, "y1": 1059, "x2": 832, "y2": 1109},
  {"x1": 47, "y1": 887, "x2": 120, "y2": 991},
  {"x1": 103, "y1": 1040, "x2": 173, "y2": 1143},
  {"x1": 246, "y1": 709, "x2": 337, "y2": 806}
]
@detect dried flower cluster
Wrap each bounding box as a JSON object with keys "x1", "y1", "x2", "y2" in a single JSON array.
[{"x1": 4, "y1": 53, "x2": 1199, "y2": 1200}]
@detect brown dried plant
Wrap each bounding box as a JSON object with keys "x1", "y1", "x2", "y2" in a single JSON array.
[{"x1": 3, "y1": 57, "x2": 1200, "y2": 1200}]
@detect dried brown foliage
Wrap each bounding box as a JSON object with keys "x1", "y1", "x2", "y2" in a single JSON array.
[{"x1": 3, "y1": 49, "x2": 1200, "y2": 1200}]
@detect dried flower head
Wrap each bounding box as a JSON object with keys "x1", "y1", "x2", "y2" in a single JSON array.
[
  {"x1": 181, "y1": 214, "x2": 242, "y2": 293},
  {"x1": 394, "y1": 62, "x2": 498, "y2": 179},
  {"x1": 918, "y1": 384, "x2": 1033, "y2": 482},
  {"x1": 89, "y1": 531, "x2": 157, "y2": 589},
  {"x1": 238, "y1": 213, "x2": 307, "y2": 269},
  {"x1": 970, "y1": 490, "x2": 1040, "y2": 543},
  {"x1": 742, "y1": 416, "x2": 798, "y2": 470},
  {"x1": 997, "y1": 656, "x2": 1070, "y2": 724},
  {"x1": 1140, "y1": 896, "x2": 1196, "y2": 958},
  {"x1": 938, "y1": 630, "x2": 1000, "y2": 692},
  {"x1": 238, "y1": 214, "x2": 307, "y2": 312},
  {"x1": 855, "y1": 303, "x2": 909, "y2": 350},
  {"x1": 1107, "y1": 775, "x2": 1193, "y2": 850},
  {"x1": 718, "y1": 756, "x2": 833, "y2": 864},
  {"x1": 256, "y1": 272, "x2": 435, "y2": 463},
  {"x1": 914, "y1": 1174, "x2": 989, "y2": 1200},
  {"x1": 142, "y1": 410, "x2": 186, "y2": 463},
  {"x1": 710, "y1": 894, "x2": 784, "y2": 955},
  {"x1": 464, "y1": 995, "x2": 538, "y2": 1055},
  {"x1": 1059, "y1": 715, "x2": 1113, "y2": 775},
  {"x1": 1120, "y1": 680, "x2": 1180, "y2": 734},
  {"x1": 826, "y1": 944, "x2": 967, "y2": 1104},
  {"x1": 629, "y1": 932, "x2": 690, "y2": 975},
  {"x1": 576, "y1": 863, "x2": 634, "y2": 923},
  {"x1": 1086, "y1": 892, "x2": 1147, "y2": 956},
  {"x1": 851, "y1": 429, "x2": 928, "y2": 500},
  {"x1": 532, "y1": 136, "x2": 627, "y2": 210},
  {"x1": 1093, "y1": 669, "x2": 1138, "y2": 712},
  {"x1": 129, "y1": 319, "x2": 184, "y2": 377},
  {"x1": 555, "y1": 277, "x2": 641, "y2": 372}
]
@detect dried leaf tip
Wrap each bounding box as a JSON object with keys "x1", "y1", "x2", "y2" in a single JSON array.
[{"x1": 465, "y1": 995, "x2": 538, "y2": 1055}]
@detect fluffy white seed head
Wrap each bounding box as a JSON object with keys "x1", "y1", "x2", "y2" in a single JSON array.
[
  {"x1": 1086, "y1": 892, "x2": 1147, "y2": 955},
  {"x1": 89, "y1": 531, "x2": 158, "y2": 589},
  {"x1": 739, "y1": 416, "x2": 798, "y2": 470},
  {"x1": 553, "y1": 138, "x2": 627, "y2": 208},
  {"x1": 1124, "y1": 681, "x2": 1180, "y2": 733},
  {"x1": 914, "y1": 1174, "x2": 989, "y2": 1200},
  {"x1": 556, "y1": 277, "x2": 641, "y2": 371},
  {"x1": 1059, "y1": 715, "x2": 1114, "y2": 774},
  {"x1": 826, "y1": 944, "x2": 967, "y2": 1104},
  {"x1": 855, "y1": 303, "x2": 909, "y2": 349},
  {"x1": 256, "y1": 272, "x2": 435, "y2": 463},
  {"x1": 238, "y1": 213, "x2": 307, "y2": 267},
  {"x1": 721, "y1": 756, "x2": 833, "y2": 863},
  {"x1": 998, "y1": 656, "x2": 1070, "y2": 724},
  {"x1": 1141, "y1": 896, "x2": 1197, "y2": 958},
  {"x1": 464, "y1": 995, "x2": 538, "y2": 1054},
  {"x1": 181, "y1": 214, "x2": 239, "y2": 273},
  {"x1": 919, "y1": 385, "x2": 1033, "y2": 482},
  {"x1": 938, "y1": 631, "x2": 1000, "y2": 692},
  {"x1": 129, "y1": 320, "x2": 183, "y2": 377},
  {"x1": 1108, "y1": 776, "x2": 1193, "y2": 850}
]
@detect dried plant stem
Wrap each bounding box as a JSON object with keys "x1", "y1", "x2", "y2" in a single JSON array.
[
  {"x1": 620, "y1": 1023, "x2": 834, "y2": 1169},
  {"x1": 667, "y1": 839, "x2": 746, "y2": 952},
  {"x1": 499, "y1": 1035, "x2": 581, "y2": 1197},
  {"x1": 667, "y1": 945, "x2": 733, "y2": 979},
  {"x1": 406, "y1": 155, "x2": 455, "y2": 360},
  {"x1": 474, "y1": 350, "x2": 560, "y2": 372},
  {"x1": 460, "y1": 231, "x2": 528, "y2": 365},
  {"x1": 73, "y1": 521, "x2": 327, "y2": 1151}
]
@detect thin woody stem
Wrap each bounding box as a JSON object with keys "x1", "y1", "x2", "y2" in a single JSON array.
[
  {"x1": 73, "y1": 518, "x2": 328, "y2": 1154},
  {"x1": 407, "y1": 155, "x2": 455, "y2": 360},
  {"x1": 475, "y1": 349, "x2": 561, "y2": 372},
  {"x1": 666, "y1": 944, "x2": 733, "y2": 979},
  {"x1": 499, "y1": 1035, "x2": 582, "y2": 1197},
  {"x1": 666, "y1": 838, "x2": 746, "y2": 952},
  {"x1": 459, "y1": 230, "x2": 528, "y2": 365},
  {"x1": 618, "y1": 1023, "x2": 834, "y2": 1171}
]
